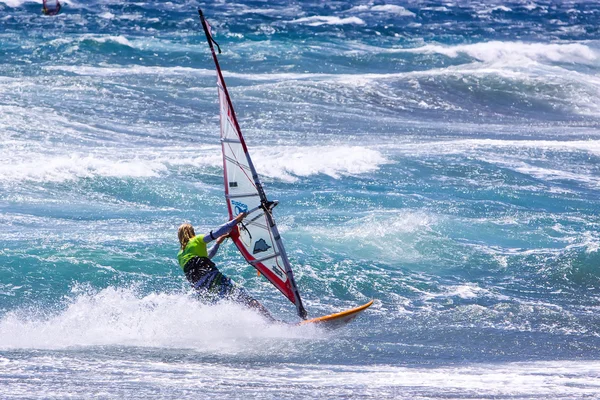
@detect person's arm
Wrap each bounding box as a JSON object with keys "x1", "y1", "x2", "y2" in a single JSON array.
[
  {"x1": 202, "y1": 213, "x2": 246, "y2": 244},
  {"x1": 207, "y1": 235, "x2": 228, "y2": 259}
]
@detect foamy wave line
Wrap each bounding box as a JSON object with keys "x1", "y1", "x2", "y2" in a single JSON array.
[
  {"x1": 48, "y1": 34, "x2": 134, "y2": 48},
  {"x1": 477, "y1": 5, "x2": 513, "y2": 14},
  {"x1": 43, "y1": 64, "x2": 214, "y2": 77},
  {"x1": 4, "y1": 139, "x2": 597, "y2": 184},
  {"x1": 0, "y1": 145, "x2": 389, "y2": 183},
  {"x1": 391, "y1": 139, "x2": 600, "y2": 156},
  {"x1": 348, "y1": 4, "x2": 416, "y2": 17},
  {"x1": 390, "y1": 41, "x2": 600, "y2": 66},
  {"x1": 172, "y1": 145, "x2": 389, "y2": 182},
  {"x1": 47, "y1": 34, "x2": 205, "y2": 53},
  {"x1": 495, "y1": 160, "x2": 600, "y2": 189},
  {"x1": 290, "y1": 16, "x2": 366, "y2": 26},
  {"x1": 303, "y1": 210, "x2": 437, "y2": 264},
  {"x1": 43, "y1": 55, "x2": 599, "y2": 89},
  {"x1": 0, "y1": 0, "x2": 34, "y2": 7},
  {"x1": 1, "y1": 355, "x2": 599, "y2": 397},
  {"x1": 0, "y1": 153, "x2": 167, "y2": 182},
  {"x1": 42, "y1": 65, "x2": 328, "y2": 81},
  {"x1": 232, "y1": 5, "x2": 302, "y2": 17},
  {"x1": 389, "y1": 139, "x2": 600, "y2": 188},
  {"x1": 252, "y1": 145, "x2": 389, "y2": 182},
  {"x1": 40, "y1": 64, "x2": 524, "y2": 87},
  {"x1": 44, "y1": 34, "x2": 600, "y2": 69}
]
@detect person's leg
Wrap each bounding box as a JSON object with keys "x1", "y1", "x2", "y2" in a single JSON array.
[
  {"x1": 203, "y1": 268, "x2": 277, "y2": 322},
  {"x1": 231, "y1": 287, "x2": 277, "y2": 322}
]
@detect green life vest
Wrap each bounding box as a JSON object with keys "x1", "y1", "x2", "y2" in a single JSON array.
[{"x1": 177, "y1": 235, "x2": 207, "y2": 269}]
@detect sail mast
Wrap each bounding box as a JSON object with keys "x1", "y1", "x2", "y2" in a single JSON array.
[{"x1": 198, "y1": 9, "x2": 307, "y2": 319}]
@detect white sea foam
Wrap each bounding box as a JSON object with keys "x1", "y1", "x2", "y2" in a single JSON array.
[
  {"x1": 304, "y1": 210, "x2": 437, "y2": 263},
  {"x1": 0, "y1": 0, "x2": 47, "y2": 6},
  {"x1": 40, "y1": 63, "x2": 400, "y2": 82},
  {"x1": 371, "y1": 5, "x2": 416, "y2": 16},
  {"x1": 348, "y1": 4, "x2": 415, "y2": 17},
  {"x1": 0, "y1": 287, "x2": 314, "y2": 351},
  {"x1": 422, "y1": 284, "x2": 511, "y2": 302},
  {"x1": 181, "y1": 144, "x2": 389, "y2": 182},
  {"x1": 444, "y1": 284, "x2": 490, "y2": 299},
  {"x1": 398, "y1": 41, "x2": 600, "y2": 67},
  {"x1": 41, "y1": 38, "x2": 600, "y2": 95},
  {"x1": 290, "y1": 16, "x2": 366, "y2": 26},
  {"x1": 0, "y1": 143, "x2": 388, "y2": 183},
  {"x1": 390, "y1": 138, "x2": 600, "y2": 157},
  {"x1": 41, "y1": 62, "x2": 527, "y2": 103},
  {"x1": 118, "y1": 13, "x2": 143, "y2": 21},
  {"x1": 478, "y1": 5, "x2": 513, "y2": 14},
  {"x1": 43, "y1": 64, "x2": 212, "y2": 77},
  {"x1": 388, "y1": 139, "x2": 600, "y2": 188},
  {"x1": 507, "y1": 162, "x2": 600, "y2": 188},
  {"x1": 524, "y1": 2, "x2": 546, "y2": 11},
  {"x1": 0, "y1": 152, "x2": 167, "y2": 182},
  {"x1": 251, "y1": 145, "x2": 389, "y2": 182},
  {"x1": 98, "y1": 11, "x2": 115, "y2": 19},
  {"x1": 80, "y1": 34, "x2": 134, "y2": 47},
  {"x1": 42, "y1": 64, "x2": 326, "y2": 81},
  {"x1": 232, "y1": 5, "x2": 302, "y2": 17},
  {"x1": 7, "y1": 136, "x2": 595, "y2": 188},
  {"x1": 2, "y1": 352, "x2": 599, "y2": 398},
  {"x1": 46, "y1": 34, "x2": 199, "y2": 54},
  {"x1": 422, "y1": 6, "x2": 449, "y2": 12},
  {"x1": 574, "y1": 231, "x2": 600, "y2": 254}
]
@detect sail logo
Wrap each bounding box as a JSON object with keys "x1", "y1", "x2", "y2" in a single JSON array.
[
  {"x1": 253, "y1": 238, "x2": 271, "y2": 254},
  {"x1": 231, "y1": 200, "x2": 248, "y2": 215},
  {"x1": 272, "y1": 266, "x2": 284, "y2": 278}
]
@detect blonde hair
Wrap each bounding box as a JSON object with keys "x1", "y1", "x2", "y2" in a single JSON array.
[{"x1": 178, "y1": 223, "x2": 196, "y2": 250}]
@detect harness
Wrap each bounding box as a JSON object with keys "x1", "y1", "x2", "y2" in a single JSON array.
[
  {"x1": 183, "y1": 256, "x2": 235, "y2": 300},
  {"x1": 183, "y1": 257, "x2": 261, "y2": 309},
  {"x1": 183, "y1": 256, "x2": 216, "y2": 284}
]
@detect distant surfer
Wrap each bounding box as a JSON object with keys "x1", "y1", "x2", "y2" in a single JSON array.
[
  {"x1": 42, "y1": 0, "x2": 61, "y2": 15},
  {"x1": 177, "y1": 213, "x2": 275, "y2": 321}
]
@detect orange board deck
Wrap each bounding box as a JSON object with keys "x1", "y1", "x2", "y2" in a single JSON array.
[{"x1": 299, "y1": 300, "x2": 374, "y2": 329}]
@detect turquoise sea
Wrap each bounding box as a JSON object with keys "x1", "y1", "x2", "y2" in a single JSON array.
[{"x1": 1, "y1": 0, "x2": 600, "y2": 398}]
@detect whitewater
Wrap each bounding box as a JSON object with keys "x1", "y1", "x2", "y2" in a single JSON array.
[{"x1": 1, "y1": 0, "x2": 600, "y2": 398}]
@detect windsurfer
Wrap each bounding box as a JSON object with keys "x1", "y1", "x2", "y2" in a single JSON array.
[
  {"x1": 42, "y1": 0, "x2": 61, "y2": 15},
  {"x1": 177, "y1": 213, "x2": 275, "y2": 321}
]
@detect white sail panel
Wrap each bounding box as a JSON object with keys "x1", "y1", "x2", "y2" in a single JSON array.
[{"x1": 217, "y1": 79, "x2": 295, "y2": 303}]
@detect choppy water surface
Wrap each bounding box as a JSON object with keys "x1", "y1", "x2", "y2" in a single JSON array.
[{"x1": 1, "y1": 0, "x2": 600, "y2": 398}]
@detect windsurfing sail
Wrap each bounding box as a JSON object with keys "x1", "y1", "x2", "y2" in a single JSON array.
[
  {"x1": 42, "y1": 0, "x2": 61, "y2": 15},
  {"x1": 198, "y1": 10, "x2": 307, "y2": 319}
]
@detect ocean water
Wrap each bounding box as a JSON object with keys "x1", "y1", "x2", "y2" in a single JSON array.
[{"x1": 1, "y1": 0, "x2": 600, "y2": 398}]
